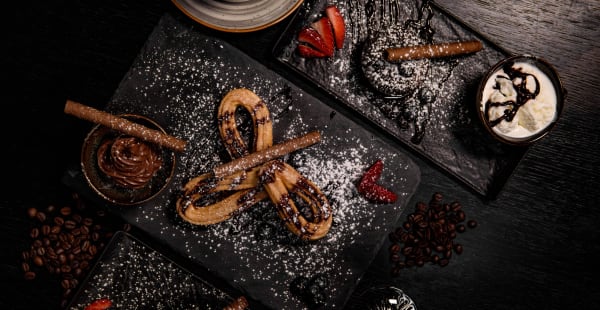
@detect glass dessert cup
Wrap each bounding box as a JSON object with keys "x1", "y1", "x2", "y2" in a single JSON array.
[
  {"x1": 81, "y1": 114, "x2": 176, "y2": 206},
  {"x1": 476, "y1": 55, "x2": 566, "y2": 146}
]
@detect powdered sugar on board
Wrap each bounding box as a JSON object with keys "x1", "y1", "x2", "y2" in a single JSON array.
[
  {"x1": 68, "y1": 232, "x2": 233, "y2": 309},
  {"x1": 102, "y1": 14, "x2": 420, "y2": 309},
  {"x1": 274, "y1": 0, "x2": 519, "y2": 197}
]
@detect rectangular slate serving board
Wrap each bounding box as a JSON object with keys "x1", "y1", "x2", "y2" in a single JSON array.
[
  {"x1": 66, "y1": 13, "x2": 421, "y2": 309},
  {"x1": 273, "y1": 0, "x2": 528, "y2": 198},
  {"x1": 66, "y1": 231, "x2": 236, "y2": 309}
]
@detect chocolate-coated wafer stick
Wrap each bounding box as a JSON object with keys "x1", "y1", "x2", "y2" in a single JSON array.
[
  {"x1": 64, "y1": 100, "x2": 187, "y2": 152},
  {"x1": 385, "y1": 40, "x2": 483, "y2": 62},
  {"x1": 213, "y1": 131, "x2": 320, "y2": 179}
]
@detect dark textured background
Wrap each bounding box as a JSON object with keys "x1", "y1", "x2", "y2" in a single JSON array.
[{"x1": 2, "y1": 0, "x2": 599, "y2": 309}]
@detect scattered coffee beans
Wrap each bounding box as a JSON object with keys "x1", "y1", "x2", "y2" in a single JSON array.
[
  {"x1": 21, "y1": 193, "x2": 127, "y2": 308},
  {"x1": 388, "y1": 192, "x2": 477, "y2": 276}
]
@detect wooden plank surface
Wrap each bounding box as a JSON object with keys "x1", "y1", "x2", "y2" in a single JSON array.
[{"x1": 2, "y1": 0, "x2": 599, "y2": 309}]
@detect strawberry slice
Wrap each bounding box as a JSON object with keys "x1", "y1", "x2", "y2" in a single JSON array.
[
  {"x1": 310, "y1": 16, "x2": 334, "y2": 56},
  {"x1": 297, "y1": 44, "x2": 328, "y2": 58},
  {"x1": 85, "y1": 298, "x2": 112, "y2": 310},
  {"x1": 297, "y1": 26, "x2": 329, "y2": 56},
  {"x1": 359, "y1": 182, "x2": 398, "y2": 204},
  {"x1": 359, "y1": 159, "x2": 383, "y2": 188},
  {"x1": 358, "y1": 159, "x2": 398, "y2": 204},
  {"x1": 325, "y1": 5, "x2": 346, "y2": 49}
]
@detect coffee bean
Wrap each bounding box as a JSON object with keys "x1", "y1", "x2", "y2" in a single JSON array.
[
  {"x1": 42, "y1": 225, "x2": 51, "y2": 235},
  {"x1": 64, "y1": 220, "x2": 76, "y2": 230},
  {"x1": 51, "y1": 225, "x2": 61, "y2": 235},
  {"x1": 72, "y1": 227, "x2": 81, "y2": 236},
  {"x1": 21, "y1": 195, "x2": 125, "y2": 305},
  {"x1": 33, "y1": 255, "x2": 44, "y2": 267},
  {"x1": 60, "y1": 207, "x2": 72, "y2": 217},
  {"x1": 21, "y1": 250, "x2": 30, "y2": 261},
  {"x1": 61, "y1": 265, "x2": 71, "y2": 274},
  {"x1": 29, "y1": 228, "x2": 39, "y2": 239},
  {"x1": 72, "y1": 214, "x2": 82, "y2": 223},
  {"x1": 389, "y1": 192, "x2": 477, "y2": 276},
  {"x1": 27, "y1": 207, "x2": 38, "y2": 218},
  {"x1": 467, "y1": 220, "x2": 478, "y2": 228},
  {"x1": 54, "y1": 216, "x2": 65, "y2": 226},
  {"x1": 36, "y1": 211, "x2": 47, "y2": 223},
  {"x1": 454, "y1": 243, "x2": 463, "y2": 255},
  {"x1": 83, "y1": 217, "x2": 93, "y2": 227},
  {"x1": 61, "y1": 279, "x2": 70, "y2": 290},
  {"x1": 24, "y1": 271, "x2": 36, "y2": 280}
]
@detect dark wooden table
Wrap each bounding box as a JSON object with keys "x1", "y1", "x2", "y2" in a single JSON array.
[{"x1": 2, "y1": 0, "x2": 599, "y2": 309}]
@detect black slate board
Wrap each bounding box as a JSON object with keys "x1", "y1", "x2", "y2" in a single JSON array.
[
  {"x1": 273, "y1": 0, "x2": 528, "y2": 198},
  {"x1": 66, "y1": 13, "x2": 421, "y2": 310},
  {"x1": 66, "y1": 231, "x2": 235, "y2": 309}
]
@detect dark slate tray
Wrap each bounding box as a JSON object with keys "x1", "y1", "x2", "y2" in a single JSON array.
[
  {"x1": 66, "y1": 231, "x2": 236, "y2": 309},
  {"x1": 66, "y1": 13, "x2": 420, "y2": 309},
  {"x1": 273, "y1": 0, "x2": 527, "y2": 198}
]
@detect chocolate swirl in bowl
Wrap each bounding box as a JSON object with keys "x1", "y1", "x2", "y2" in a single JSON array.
[
  {"x1": 80, "y1": 114, "x2": 176, "y2": 205},
  {"x1": 97, "y1": 135, "x2": 163, "y2": 189}
]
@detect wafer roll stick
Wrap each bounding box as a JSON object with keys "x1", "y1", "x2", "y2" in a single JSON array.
[
  {"x1": 213, "y1": 131, "x2": 321, "y2": 179},
  {"x1": 385, "y1": 40, "x2": 483, "y2": 62},
  {"x1": 64, "y1": 100, "x2": 187, "y2": 152}
]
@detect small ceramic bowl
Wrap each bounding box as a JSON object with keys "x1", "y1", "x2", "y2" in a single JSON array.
[
  {"x1": 476, "y1": 55, "x2": 566, "y2": 146},
  {"x1": 81, "y1": 114, "x2": 176, "y2": 205}
]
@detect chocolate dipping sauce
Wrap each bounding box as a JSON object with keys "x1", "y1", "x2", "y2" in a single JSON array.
[{"x1": 97, "y1": 136, "x2": 163, "y2": 189}]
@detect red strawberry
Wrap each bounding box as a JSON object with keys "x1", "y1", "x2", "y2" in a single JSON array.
[
  {"x1": 358, "y1": 159, "x2": 398, "y2": 204},
  {"x1": 325, "y1": 5, "x2": 346, "y2": 49},
  {"x1": 85, "y1": 298, "x2": 112, "y2": 310},
  {"x1": 297, "y1": 26, "x2": 329, "y2": 56},
  {"x1": 297, "y1": 44, "x2": 328, "y2": 58},
  {"x1": 359, "y1": 182, "x2": 398, "y2": 204},
  {"x1": 310, "y1": 16, "x2": 334, "y2": 56},
  {"x1": 359, "y1": 159, "x2": 383, "y2": 188}
]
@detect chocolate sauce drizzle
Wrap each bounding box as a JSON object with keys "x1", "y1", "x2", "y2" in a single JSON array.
[{"x1": 485, "y1": 61, "x2": 540, "y2": 128}]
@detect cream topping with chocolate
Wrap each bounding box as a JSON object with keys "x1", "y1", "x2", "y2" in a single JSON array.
[
  {"x1": 97, "y1": 135, "x2": 163, "y2": 189},
  {"x1": 481, "y1": 61, "x2": 558, "y2": 139}
]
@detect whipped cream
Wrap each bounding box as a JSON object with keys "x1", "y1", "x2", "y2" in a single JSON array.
[{"x1": 481, "y1": 61, "x2": 557, "y2": 139}]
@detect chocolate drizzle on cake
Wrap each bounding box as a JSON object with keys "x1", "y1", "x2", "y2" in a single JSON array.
[{"x1": 361, "y1": 0, "x2": 462, "y2": 144}]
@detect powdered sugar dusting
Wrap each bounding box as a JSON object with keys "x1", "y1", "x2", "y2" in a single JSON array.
[
  {"x1": 275, "y1": 0, "x2": 518, "y2": 196},
  {"x1": 100, "y1": 14, "x2": 420, "y2": 309},
  {"x1": 69, "y1": 232, "x2": 232, "y2": 310}
]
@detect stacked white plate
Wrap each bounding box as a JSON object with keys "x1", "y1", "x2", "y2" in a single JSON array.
[{"x1": 172, "y1": 0, "x2": 304, "y2": 32}]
